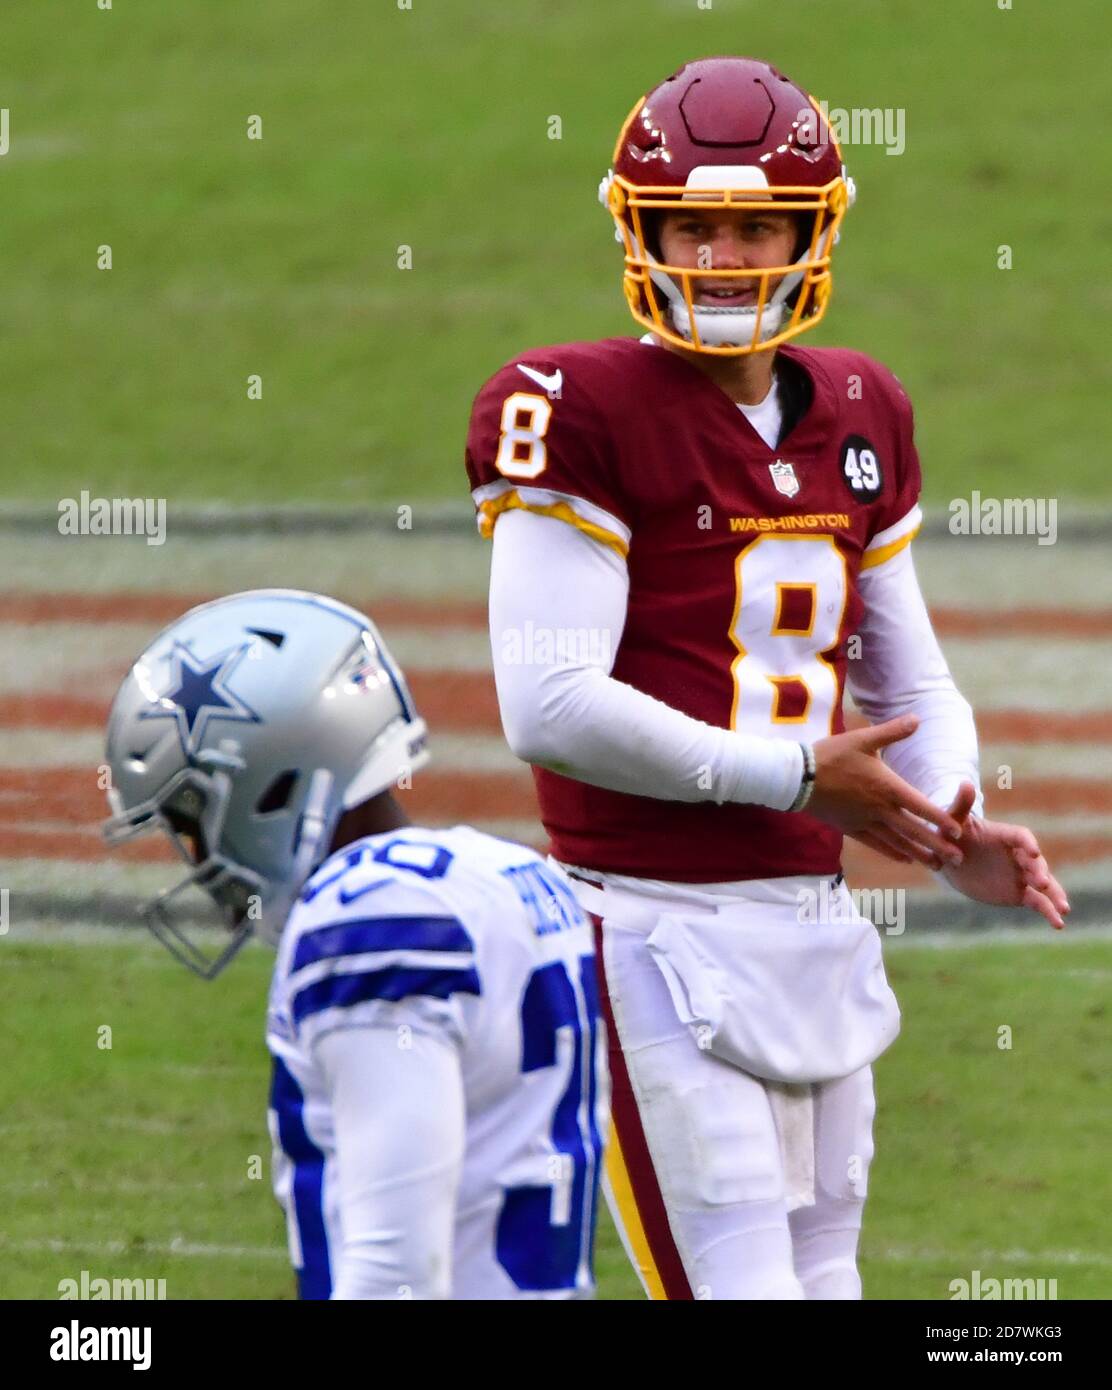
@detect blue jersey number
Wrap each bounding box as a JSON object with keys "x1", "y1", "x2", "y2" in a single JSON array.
[
  {"x1": 496, "y1": 954, "x2": 604, "y2": 1291},
  {"x1": 300, "y1": 837, "x2": 454, "y2": 904}
]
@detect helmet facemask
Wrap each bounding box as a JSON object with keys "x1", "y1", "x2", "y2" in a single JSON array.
[
  {"x1": 104, "y1": 750, "x2": 273, "y2": 979},
  {"x1": 601, "y1": 172, "x2": 850, "y2": 356},
  {"x1": 104, "y1": 720, "x2": 426, "y2": 980},
  {"x1": 104, "y1": 746, "x2": 355, "y2": 979}
]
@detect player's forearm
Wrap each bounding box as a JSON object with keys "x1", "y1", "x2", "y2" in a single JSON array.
[
  {"x1": 316, "y1": 1027, "x2": 464, "y2": 1300},
  {"x1": 849, "y1": 545, "x2": 984, "y2": 816},
  {"x1": 508, "y1": 659, "x2": 804, "y2": 808},
  {"x1": 491, "y1": 509, "x2": 804, "y2": 810},
  {"x1": 874, "y1": 685, "x2": 984, "y2": 818}
]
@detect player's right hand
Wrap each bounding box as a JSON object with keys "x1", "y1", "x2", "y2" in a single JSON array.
[{"x1": 809, "y1": 715, "x2": 966, "y2": 869}]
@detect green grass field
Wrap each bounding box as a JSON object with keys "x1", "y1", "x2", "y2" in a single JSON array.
[
  {"x1": 2, "y1": 0, "x2": 1110, "y2": 506},
  {"x1": 2, "y1": 0, "x2": 1109, "y2": 1304},
  {"x1": 2, "y1": 931, "x2": 1106, "y2": 1300}
]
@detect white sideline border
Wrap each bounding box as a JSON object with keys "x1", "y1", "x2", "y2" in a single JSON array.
[
  {"x1": 2, "y1": 1234, "x2": 1107, "y2": 1270},
  {"x1": 5, "y1": 921, "x2": 1112, "y2": 950},
  {"x1": 2, "y1": 501, "x2": 1112, "y2": 539},
  {"x1": 0, "y1": 1235, "x2": 288, "y2": 1262}
]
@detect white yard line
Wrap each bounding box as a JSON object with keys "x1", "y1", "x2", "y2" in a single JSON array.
[
  {"x1": 5, "y1": 919, "x2": 1110, "y2": 951},
  {"x1": 885, "y1": 925, "x2": 1112, "y2": 948},
  {"x1": 0, "y1": 1178, "x2": 248, "y2": 1195},
  {"x1": 0, "y1": 1235, "x2": 288, "y2": 1262},
  {"x1": 914, "y1": 538, "x2": 1112, "y2": 607},
  {"x1": 3, "y1": 1234, "x2": 1105, "y2": 1270},
  {"x1": 940, "y1": 639, "x2": 1112, "y2": 709},
  {"x1": 872, "y1": 1245, "x2": 1112, "y2": 1269},
  {"x1": 978, "y1": 744, "x2": 1112, "y2": 780},
  {"x1": 0, "y1": 727, "x2": 527, "y2": 773},
  {"x1": 0, "y1": 532, "x2": 492, "y2": 599},
  {"x1": 0, "y1": 524, "x2": 1109, "y2": 604},
  {"x1": 0, "y1": 1116, "x2": 247, "y2": 1136},
  {"x1": 0, "y1": 621, "x2": 495, "y2": 693},
  {"x1": 0, "y1": 923, "x2": 266, "y2": 954}
]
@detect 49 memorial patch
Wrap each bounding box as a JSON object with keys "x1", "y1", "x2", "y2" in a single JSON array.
[{"x1": 840, "y1": 435, "x2": 884, "y2": 502}]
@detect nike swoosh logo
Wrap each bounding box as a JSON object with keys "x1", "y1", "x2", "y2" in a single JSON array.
[
  {"x1": 337, "y1": 879, "x2": 393, "y2": 906},
  {"x1": 516, "y1": 364, "x2": 563, "y2": 395}
]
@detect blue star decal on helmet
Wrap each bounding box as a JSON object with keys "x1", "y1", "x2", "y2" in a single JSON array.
[{"x1": 140, "y1": 641, "x2": 261, "y2": 755}]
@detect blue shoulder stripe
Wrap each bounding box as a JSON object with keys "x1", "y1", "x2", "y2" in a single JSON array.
[
  {"x1": 291, "y1": 915, "x2": 473, "y2": 973},
  {"x1": 293, "y1": 965, "x2": 481, "y2": 1025},
  {"x1": 268, "y1": 1058, "x2": 331, "y2": 1299}
]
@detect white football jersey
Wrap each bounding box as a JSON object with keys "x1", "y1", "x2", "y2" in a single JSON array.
[{"x1": 266, "y1": 824, "x2": 607, "y2": 1299}]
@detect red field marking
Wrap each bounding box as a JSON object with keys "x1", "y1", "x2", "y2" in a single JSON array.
[
  {"x1": 928, "y1": 608, "x2": 1112, "y2": 639},
  {"x1": 0, "y1": 594, "x2": 214, "y2": 625},
  {"x1": 8, "y1": 767, "x2": 1112, "y2": 823},
  {"x1": 6, "y1": 762, "x2": 1112, "y2": 879},
  {"x1": 4, "y1": 692, "x2": 1109, "y2": 744},
  {"x1": 0, "y1": 827, "x2": 172, "y2": 862},
  {"x1": 0, "y1": 765, "x2": 536, "y2": 826},
  {"x1": 409, "y1": 672, "x2": 503, "y2": 731},
  {"x1": 0, "y1": 592, "x2": 489, "y2": 630},
  {"x1": 15, "y1": 686, "x2": 1104, "y2": 753},
  {"x1": 0, "y1": 695, "x2": 109, "y2": 730},
  {"x1": 976, "y1": 711, "x2": 1112, "y2": 742},
  {"x1": 402, "y1": 769, "x2": 536, "y2": 820},
  {"x1": 6, "y1": 824, "x2": 1112, "y2": 878},
  {"x1": 994, "y1": 778, "x2": 1112, "y2": 813},
  {"x1": 838, "y1": 836, "x2": 1112, "y2": 887},
  {"x1": 841, "y1": 708, "x2": 1112, "y2": 743},
  {"x1": 3, "y1": 591, "x2": 1112, "y2": 639},
  {"x1": 0, "y1": 670, "x2": 504, "y2": 734},
  {"x1": 10, "y1": 767, "x2": 1109, "y2": 829}
]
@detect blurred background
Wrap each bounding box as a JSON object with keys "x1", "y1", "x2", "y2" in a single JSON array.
[{"x1": 0, "y1": 0, "x2": 1108, "y2": 1299}]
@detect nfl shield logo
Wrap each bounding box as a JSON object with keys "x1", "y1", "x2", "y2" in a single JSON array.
[{"x1": 769, "y1": 460, "x2": 800, "y2": 498}]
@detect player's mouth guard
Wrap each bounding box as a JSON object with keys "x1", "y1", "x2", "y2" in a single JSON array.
[{"x1": 104, "y1": 752, "x2": 336, "y2": 980}]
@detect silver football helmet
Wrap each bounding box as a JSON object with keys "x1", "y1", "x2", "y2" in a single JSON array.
[{"x1": 103, "y1": 589, "x2": 429, "y2": 978}]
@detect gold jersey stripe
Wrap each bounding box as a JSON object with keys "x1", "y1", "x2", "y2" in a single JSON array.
[
  {"x1": 860, "y1": 521, "x2": 920, "y2": 570},
  {"x1": 477, "y1": 491, "x2": 630, "y2": 559},
  {"x1": 604, "y1": 1124, "x2": 668, "y2": 1301}
]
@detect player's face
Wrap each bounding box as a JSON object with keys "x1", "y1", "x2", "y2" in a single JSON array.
[{"x1": 656, "y1": 207, "x2": 800, "y2": 308}]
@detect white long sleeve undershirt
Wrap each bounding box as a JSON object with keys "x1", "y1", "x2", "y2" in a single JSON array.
[
  {"x1": 488, "y1": 508, "x2": 982, "y2": 816},
  {"x1": 489, "y1": 508, "x2": 805, "y2": 810},
  {"x1": 849, "y1": 542, "x2": 984, "y2": 817},
  {"x1": 315, "y1": 1024, "x2": 465, "y2": 1300}
]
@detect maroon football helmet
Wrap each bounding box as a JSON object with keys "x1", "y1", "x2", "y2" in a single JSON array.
[{"x1": 599, "y1": 57, "x2": 855, "y2": 355}]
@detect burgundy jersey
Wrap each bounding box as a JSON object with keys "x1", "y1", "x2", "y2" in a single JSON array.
[{"x1": 464, "y1": 337, "x2": 922, "y2": 882}]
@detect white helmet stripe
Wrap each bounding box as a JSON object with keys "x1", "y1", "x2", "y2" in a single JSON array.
[{"x1": 684, "y1": 165, "x2": 771, "y2": 192}]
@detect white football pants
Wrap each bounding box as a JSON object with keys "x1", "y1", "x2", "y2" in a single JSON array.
[{"x1": 565, "y1": 869, "x2": 879, "y2": 1301}]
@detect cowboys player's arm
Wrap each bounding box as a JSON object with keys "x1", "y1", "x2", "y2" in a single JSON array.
[
  {"x1": 314, "y1": 1025, "x2": 465, "y2": 1300},
  {"x1": 468, "y1": 357, "x2": 965, "y2": 866},
  {"x1": 274, "y1": 876, "x2": 474, "y2": 1301},
  {"x1": 845, "y1": 391, "x2": 1069, "y2": 928}
]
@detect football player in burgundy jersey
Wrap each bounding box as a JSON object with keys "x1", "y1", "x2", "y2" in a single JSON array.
[{"x1": 464, "y1": 57, "x2": 1068, "y2": 1299}]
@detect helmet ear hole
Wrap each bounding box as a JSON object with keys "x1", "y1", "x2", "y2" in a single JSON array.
[{"x1": 256, "y1": 769, "x2": 300, "y2": 814}]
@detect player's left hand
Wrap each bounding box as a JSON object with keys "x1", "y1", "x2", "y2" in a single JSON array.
[{"x1": 939, "y1": 781, "x2": 1070, "y2": 930}]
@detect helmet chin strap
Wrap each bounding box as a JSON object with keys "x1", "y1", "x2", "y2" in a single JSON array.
[
  {"x1": 256, "y1": 766, "x2": 335, "y2": 947},
  {"x1": 646, "y1": 255, "x2": 802, "y2": 350},
  {"x1": 668, "y1": 294, "x2": 786, "y2": 350}
]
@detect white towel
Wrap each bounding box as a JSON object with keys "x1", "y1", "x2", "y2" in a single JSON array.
[{"x1": 764, "y1": 1081, "x2": 816, "y2": 1212}]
